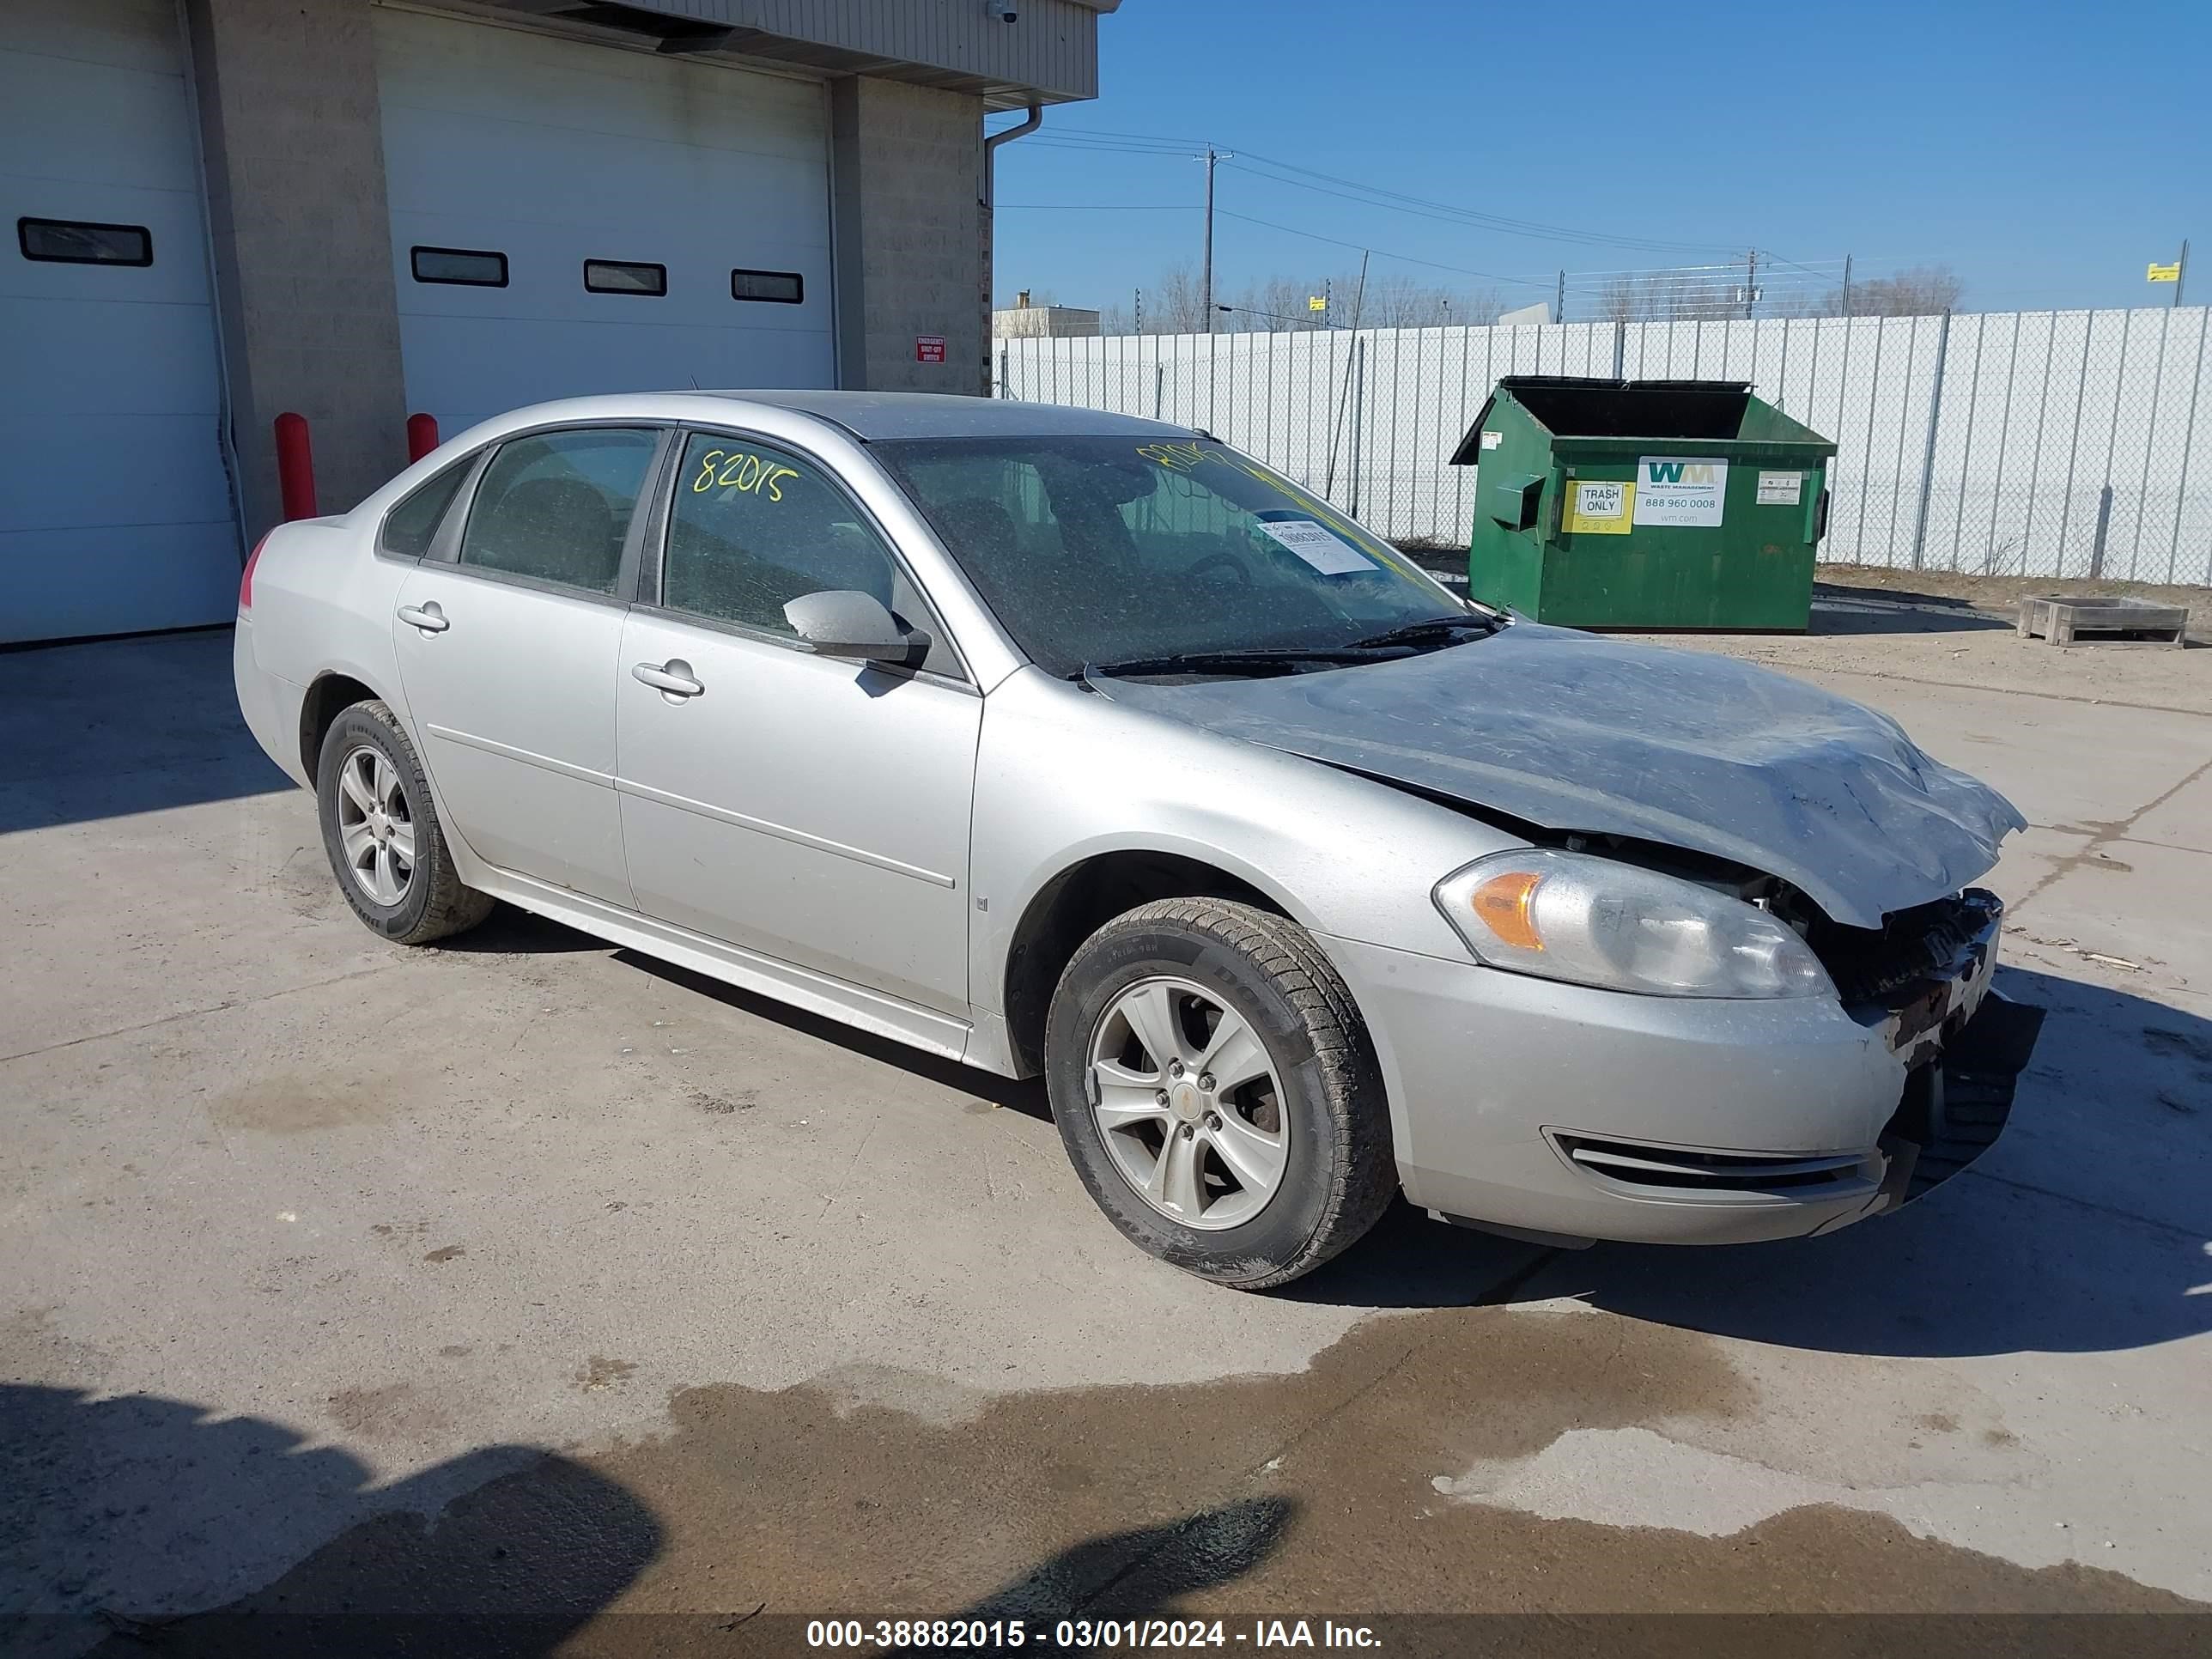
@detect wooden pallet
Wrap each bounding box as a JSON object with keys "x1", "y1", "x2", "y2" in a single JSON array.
[{"x1": 2017, "y1": 595, "x2": 2189, "y2": 647}]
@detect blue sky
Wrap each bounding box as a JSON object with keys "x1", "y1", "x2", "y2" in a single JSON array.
[{"x1": 992, "y1": 0, "x2": 2209, "y2": 319}]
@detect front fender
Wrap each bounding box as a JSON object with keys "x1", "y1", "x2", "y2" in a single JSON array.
[{"x1": 969, "y1": 668, "x2": 1522, "y2": 1018}]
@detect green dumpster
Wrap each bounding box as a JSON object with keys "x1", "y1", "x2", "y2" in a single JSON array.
[{"x1": 1449, "y1": 375, "x2": 1838, "y2": 631}]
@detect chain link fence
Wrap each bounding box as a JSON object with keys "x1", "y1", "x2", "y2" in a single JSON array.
[{"x1": 998, "y1": 306, "x2": 2212, "y2": 586}]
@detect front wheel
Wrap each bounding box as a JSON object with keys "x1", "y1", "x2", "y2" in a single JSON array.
[{"x1": 1044, "y1": 898, "x2": 1395, "y2": 1289}]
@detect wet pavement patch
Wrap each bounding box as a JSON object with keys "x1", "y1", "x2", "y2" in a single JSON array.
[
  {"x1": 571, "y1": 1306, "x2": 2198, "y2": 1618},
  {"x1": 46, "y1": 1304, "x2": 2212, "y2": 1656}
]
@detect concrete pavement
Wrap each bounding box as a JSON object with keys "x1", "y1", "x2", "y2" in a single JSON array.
[{"x1": 3, "y1": 602, "x2": 2208, "y2": 1651}]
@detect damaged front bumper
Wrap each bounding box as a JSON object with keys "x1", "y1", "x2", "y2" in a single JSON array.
[
  {"x1": 1323, "y1": 889, "x2": 2045, "y2": 1249},
  {"x1": 1858, "y1": 894, "x2": 2046, "y2": 1217}
]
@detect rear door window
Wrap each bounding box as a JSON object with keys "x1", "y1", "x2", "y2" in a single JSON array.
[
  {"x1": 379, "y1": 456, "x2": 475, "y2": 558},
  {"x1": 458, "y1": 428, "x2": 659, "y2": 596}
]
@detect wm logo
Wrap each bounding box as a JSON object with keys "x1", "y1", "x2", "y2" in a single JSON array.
[{"x1": 1645, "y1": 461, "x2": 1717, "y2": 484}]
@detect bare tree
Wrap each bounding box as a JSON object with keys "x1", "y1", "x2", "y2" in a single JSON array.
[
  {"x1": 1097, "y1": 264, "x2": 1513, "y2": 335},
  {"x1": 1594, "y1": 274, "x2": 1644, "y2": 324},
  {"x1": 1784, "y1": 264, "x2": 1965, "y2": 319},
  {"x1": 1848, "y1": 264, "x2": 1965, "y2": 316},
  {"x1": 1133, "y1": 264, "x2": 1210, "y2": 334}
]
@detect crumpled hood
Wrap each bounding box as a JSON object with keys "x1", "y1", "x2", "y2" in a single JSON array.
[{"x1": 1091, "y1": 623, "x2": 2026, "y2": 929}]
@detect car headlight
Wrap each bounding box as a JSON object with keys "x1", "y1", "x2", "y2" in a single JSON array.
[{"x1": 1432, "y1": 849, "x2": 1832, "y2": 1000}]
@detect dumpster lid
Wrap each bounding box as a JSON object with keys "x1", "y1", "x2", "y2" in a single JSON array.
[{"x1": 1449, "y1": 375, "x2": 1759, "y2": 464}]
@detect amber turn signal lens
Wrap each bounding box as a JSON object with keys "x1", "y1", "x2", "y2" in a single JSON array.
[{"x1": 1470, "y1": 870, "x2": 1545, "y2": 951}]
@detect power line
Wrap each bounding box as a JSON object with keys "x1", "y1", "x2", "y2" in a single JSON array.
[
  {"x1": 1025, "y1": 125, "x2": 1960, "y2": 294},
  {"x1": 1224, "y1": 154, "x2": 1743, "y2": 257},
  {"x1": 1033, "y1": 123, "x2": 1217, "y2": 147},
  {"x1": 1035, "y1": 124, "x2": 1749, "y2": 256},
  {"x1": 1001, "y1": 205, "x2": 1841, "y2": 309},
  {"x1": 1018, "y1": 135, "x2": 1202, "y2": 155},
  {"x1": 1754, "y1": 250, "x2": 1847, "y2": 288},
  {"x1": 997, "y1": 126, "x2": 1924, "y2": 316},
  {"x1": 1212, "y1": 208, "x2": 1544, "y2": 291}
]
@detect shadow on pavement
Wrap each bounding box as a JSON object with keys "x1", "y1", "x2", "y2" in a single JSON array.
[
  {"x1": 1808, "y1": 583, "x2": 2014, "y2": 636},
  {"x1": 0, "y1": 631, "x2": 291, "y2": 836},
  {"x1": 1287, "y1": 965, "x2": 2211, "y2": 1360},
  {"x1": 431, "y1": 905, "x2": 615, "y2": 957},
  {"x1": 617, "y1": 950, "x2": 1055, "y2": 1122},
  {"x1": 0, "y1": 1384, "x2": 659, "y2": 1659},
  {"x1": 956, "y1": 1496, "x2": 1296, "y2": 1622},
  {"x1": 493, "y1": 889, "x2": 2204, "y2": 1362}
]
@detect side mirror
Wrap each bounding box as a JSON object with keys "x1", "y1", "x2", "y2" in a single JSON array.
[{"x1": 783, "y1": 589, "x2": 921, "y2": 665}]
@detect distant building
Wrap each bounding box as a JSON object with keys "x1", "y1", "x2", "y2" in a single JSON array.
[{"x1": 993, "y1": 291, "x2": 1102, "y2": 337}]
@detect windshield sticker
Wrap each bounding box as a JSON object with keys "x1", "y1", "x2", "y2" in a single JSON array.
[
  {"x1": 1257, "y1": 519, "x2": 1374, "y2": 575},
  {"x1": 1134, "y1": 441, "x2": 1417, "y2": 576},
  {"x1": 691, "y1": 447, "x2": 801, "y2": 501}
]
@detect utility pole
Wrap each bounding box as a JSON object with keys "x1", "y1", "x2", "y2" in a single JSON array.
[
  {"x1": 1200, "y1": 147, "x2": 1222, "y2": 334},
  {"x1": 1554, "y1": 269, "x2": 1565, "y2": 324},
  {"x1": 1322, "y1": 251, "x2": 1371, "y2": 498},
  {"x1": 1133, "y1": 287, "x2": 1143, "y2": 334},
  {"x1": 1841, "y1": 253, "x2": 1853, "y2": 319},
  {"x1": 1744, "y1": 247, "x2": 1758, "y2": 319}
]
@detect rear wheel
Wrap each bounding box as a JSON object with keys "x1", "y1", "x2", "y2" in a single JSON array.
[
  {"x1": 316, "y1": 700, "x2": 493, "y2": 945},
  {"x1": 1044, "y1": 898, "x2": 1395, "y2": 1289}
]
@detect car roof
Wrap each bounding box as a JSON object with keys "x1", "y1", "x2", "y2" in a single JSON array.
[{"x1": 675, "y1": 391, "x2": 1195, "y2": 442}]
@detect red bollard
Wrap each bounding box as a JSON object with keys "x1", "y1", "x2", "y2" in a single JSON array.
[
  {"x1": 406, "y1": 412, "x2": 440, "y2": 463},
  {"x1": 273, "y1": 412, "x2": 317, "y2": 521}
]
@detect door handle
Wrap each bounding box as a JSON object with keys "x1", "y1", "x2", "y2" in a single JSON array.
[
  {"x1": 632, "y1": 659, "x2": 704, "y2": 699},
  {"x1": 397, "y1": 603, "x2": 448, "y2": 634}
]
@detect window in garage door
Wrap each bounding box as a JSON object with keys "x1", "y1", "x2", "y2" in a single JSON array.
[{"x1": 19, "y1": 217, "x2": 154, "y2": 265}]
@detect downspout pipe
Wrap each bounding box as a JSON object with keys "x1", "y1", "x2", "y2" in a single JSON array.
[{"x1": 981, "y1": 103, "x2": 1044, "y2": 395}]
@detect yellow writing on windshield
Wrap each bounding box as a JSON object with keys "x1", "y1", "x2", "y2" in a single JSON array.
[
  {"x1": 691, "y1": 447, "x2": 801, "y2": 501},
  {"x1": 1134, "y1": 439, "x2": 1232, "y2": 472}
]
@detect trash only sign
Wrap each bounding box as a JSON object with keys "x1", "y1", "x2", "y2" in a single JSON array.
[
  {"x1": 1632, "y1": 457, "x2": 1728, "y2": 527},
  {"x1": 1564, "y1": 479, "x2": 1632, "y2": 535}
]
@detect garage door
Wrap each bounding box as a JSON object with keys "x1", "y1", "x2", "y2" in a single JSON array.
[
  {"x1": 0, "y1": 0, "x2": 236, "y2": 645},
  {"x1": 376, "y1": 7, "x2": 836, "y2": 440}
]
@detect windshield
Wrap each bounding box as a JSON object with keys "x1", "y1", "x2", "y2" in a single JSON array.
[{"x1": 872, "y1": 434, "x2": 1480, "y2": 678}]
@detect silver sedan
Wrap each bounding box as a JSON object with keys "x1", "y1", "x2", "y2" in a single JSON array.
[{"x1": 234, "y1": 392, "x2": 2040, "y2": 1287}]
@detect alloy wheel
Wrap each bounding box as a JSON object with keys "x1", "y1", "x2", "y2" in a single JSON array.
[
  {"x1": 1086, "y1": 975, "x2": 1290, "y2": 1231},
  {"x1": 334, "y1": 744, "x2": 416, "y2": 907}
]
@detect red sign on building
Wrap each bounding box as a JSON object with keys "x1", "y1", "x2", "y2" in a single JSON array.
[{"x1": 915, "y1": 336, "x2": 946, "y2": 363}]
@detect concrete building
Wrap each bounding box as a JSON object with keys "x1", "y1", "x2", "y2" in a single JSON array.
[
  {"x1": 992, "y1": 291, "x2": 1101, "y2": 337},
  {"x1": 2, "y1": 0, "x2": 1116, "y2": 645}
]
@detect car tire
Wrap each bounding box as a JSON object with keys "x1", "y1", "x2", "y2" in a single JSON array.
[
  {"x1": 1044, "y1": 897, "x2": 1395, "y2": 1290},
  {"x1": 316, "y1": 699, "x2": 494, "y2": 945}
]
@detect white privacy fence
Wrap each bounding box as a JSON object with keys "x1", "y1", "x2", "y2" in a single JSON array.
[{"x1": 998, "y1": 307, "x2": 2212, "y2": 586}]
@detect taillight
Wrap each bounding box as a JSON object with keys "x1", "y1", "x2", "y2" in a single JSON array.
[{"x1": 240, "y1": 533, "x2": 270, "y2": 611}]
